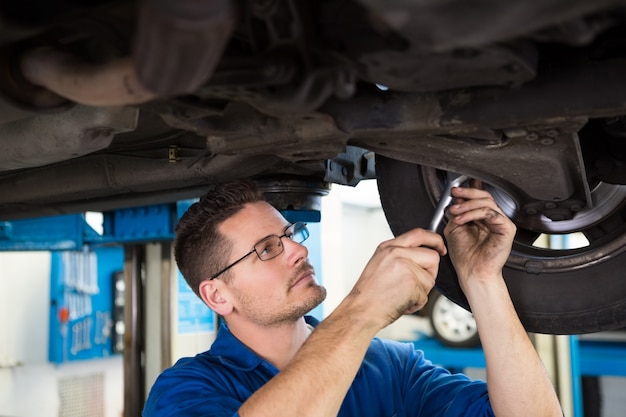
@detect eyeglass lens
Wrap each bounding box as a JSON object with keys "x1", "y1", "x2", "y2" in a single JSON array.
[{"x1": 254, "y1": 222, "x2": 309, "y2": 261}]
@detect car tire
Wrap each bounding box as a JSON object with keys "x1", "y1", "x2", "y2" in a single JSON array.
[{"x1": 375, "y1": 155, "x2": 626, "y2": 334}]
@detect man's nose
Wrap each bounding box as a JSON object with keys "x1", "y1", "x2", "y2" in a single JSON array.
[{"x1": 283, "y1": 236, "x2": 308, "y2": 263}]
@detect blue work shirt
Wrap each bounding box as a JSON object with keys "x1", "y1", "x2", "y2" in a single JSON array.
[{"x1": 143, "y1": 316, "x2": 494, "y2": 417}]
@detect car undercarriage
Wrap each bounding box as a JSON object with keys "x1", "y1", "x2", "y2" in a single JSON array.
[{"x1": 2, "y1": 0, "x2": 626, "y2": 334}]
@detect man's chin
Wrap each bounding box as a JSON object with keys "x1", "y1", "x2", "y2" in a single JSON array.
[{"x1": 303, "y1": 284, "x2": 327, "y2": 314}]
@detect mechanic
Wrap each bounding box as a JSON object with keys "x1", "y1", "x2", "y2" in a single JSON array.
[{"x1": 142, "y1": 180, "x2": 562, "y2": 417}]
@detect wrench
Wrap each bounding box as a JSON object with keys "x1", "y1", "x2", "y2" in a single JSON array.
[{"x1": 428, "y1": 175, "x2": 471, "y2": 232}]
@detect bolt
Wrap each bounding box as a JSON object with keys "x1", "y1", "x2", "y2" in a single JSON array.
[
  {"x1": 545, "y1": 202, "x2": 557, "y2": 209},
  {"x1": 168, "y1": 146, "x2": 179, "y2": 163},
  {"x1": 526, "y1": 132, "x2": 539, "y2": 141},
  {"x1": 545, "y1": 128, "x2": 560, "y2": 138},
  {"x1": 525, "y1": 208, "x2": 538, "y2": 215},
  {"x1": 540, "y1": 138, "x2": 555, "y2": 145}
]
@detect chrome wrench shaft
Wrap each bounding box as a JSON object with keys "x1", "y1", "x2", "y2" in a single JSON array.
[{"x1": 428, "y1": 175, "x2": 471, "y2": 232}]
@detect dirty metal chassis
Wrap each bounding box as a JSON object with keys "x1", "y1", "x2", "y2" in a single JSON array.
[{"x1": 1, "y1": 57, "x2": 624, "y2": 225}]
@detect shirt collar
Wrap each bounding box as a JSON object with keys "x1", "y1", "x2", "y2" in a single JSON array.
[{"x1": 208, "y1": 316, "x2": 320, "y2": 371}]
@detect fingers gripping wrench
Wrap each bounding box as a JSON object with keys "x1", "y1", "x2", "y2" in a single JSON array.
[{"x1": 428, "y1": 175, "x2": 471, "y2": 232}]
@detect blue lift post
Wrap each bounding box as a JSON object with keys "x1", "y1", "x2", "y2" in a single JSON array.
[{"x1": 570, "y1": 335, "x2": 583, "y2": 417}]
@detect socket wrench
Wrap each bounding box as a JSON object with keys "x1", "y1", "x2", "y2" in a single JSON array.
[{"x1": 428, "y1": 175, "x2": 470, "y2": 232}]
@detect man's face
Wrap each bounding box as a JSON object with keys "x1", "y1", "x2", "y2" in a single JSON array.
[{"x1": 217, "y1": 201, "x2": 326, "y2": 327}]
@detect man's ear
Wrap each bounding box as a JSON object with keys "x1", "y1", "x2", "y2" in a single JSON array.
[{"x1": 199, "y1": 279, "x2": 233, "y2": 316}]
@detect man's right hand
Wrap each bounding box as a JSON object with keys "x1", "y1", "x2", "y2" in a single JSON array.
[{"x1": 345, "y1": 228, "x2": 447, "y2": 330}]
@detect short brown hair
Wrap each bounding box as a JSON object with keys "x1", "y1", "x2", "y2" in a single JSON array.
[{"x1": 174, "y1": 180, "x2": 264, "y2": 297}]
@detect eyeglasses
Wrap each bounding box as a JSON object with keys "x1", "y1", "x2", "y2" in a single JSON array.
[{"x1": 209, "y1": 222, "x2": 309, "y2": 280}]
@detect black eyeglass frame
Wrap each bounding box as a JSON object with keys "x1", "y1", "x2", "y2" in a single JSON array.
[{"x1": 209, "y1": 222, "x2": 309, "y2": 280}]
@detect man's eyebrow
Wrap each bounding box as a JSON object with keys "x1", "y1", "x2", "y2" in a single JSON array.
[{"x1": 252, "y1": 223, "x2": 291, "y2": 244}]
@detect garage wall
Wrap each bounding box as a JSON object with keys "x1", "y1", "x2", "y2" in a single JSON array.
[
  {"x1": 0, "y1": 251, "x2": 123, "y2": 417},
  {"x1": 320, "y1": 180, "x2": 394, "y2": 316}
]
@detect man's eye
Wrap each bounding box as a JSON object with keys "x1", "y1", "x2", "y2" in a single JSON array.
[
  {"x1": 259, "y1": 245, "x2": 272, "y2": 256},
  {"x1": 259, "y1": 240, "x2": 280, "y2": 256}
]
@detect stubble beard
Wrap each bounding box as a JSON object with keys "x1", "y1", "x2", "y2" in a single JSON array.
[{"x1": 235, "y1": 263, "x2": 327, "y2": 327}]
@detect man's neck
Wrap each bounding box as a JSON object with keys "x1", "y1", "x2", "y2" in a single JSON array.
[{"x1": 227, "y1": 316, "x2": 313, "y2": 370}]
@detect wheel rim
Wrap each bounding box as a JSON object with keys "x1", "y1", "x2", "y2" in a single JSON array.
[
  {"x1": 431, "y1": 294, "x2": 478, "y2": 343},
  {"x1": 421, "y1": 166, "x2": 626, "y2": 273}
]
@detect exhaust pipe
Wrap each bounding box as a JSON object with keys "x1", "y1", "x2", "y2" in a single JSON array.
[{"x1": 17, "y1": 0, "x2": 236, "y2": 106}]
